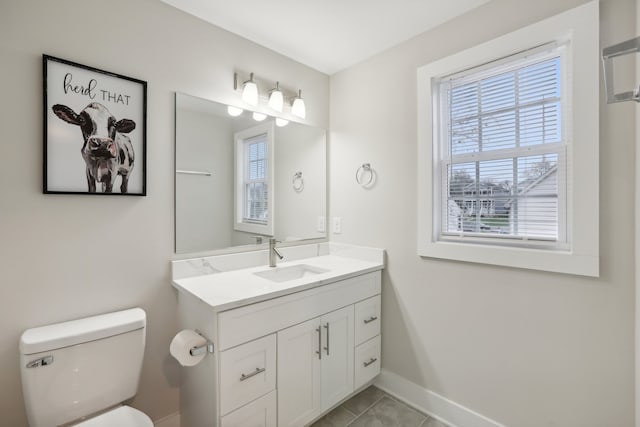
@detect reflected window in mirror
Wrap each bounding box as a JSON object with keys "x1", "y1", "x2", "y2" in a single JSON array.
[
  {"x1": 234, "y1": 123, "x2": 274, "y2": 236},
  {"x1": 244, "y1": 135, "x2": 268, "y2": 222}
]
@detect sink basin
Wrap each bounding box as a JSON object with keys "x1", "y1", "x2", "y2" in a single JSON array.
[{"x1": 254, "y1": 264, "x2": 330, "y2": 283}]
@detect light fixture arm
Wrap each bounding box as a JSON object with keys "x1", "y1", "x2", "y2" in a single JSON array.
[{"x1": 233, "y1": 71, "x2": 257, "y2": 90}]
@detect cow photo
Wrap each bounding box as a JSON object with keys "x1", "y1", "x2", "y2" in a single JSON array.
[{"x1": 43, "y1": 55, "x2": 147, "y2": 195}]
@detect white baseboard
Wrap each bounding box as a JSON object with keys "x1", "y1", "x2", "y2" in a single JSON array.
[
  {"x1": 374, "y1": 369, "x2": 506, "y2": 427},
  {"x1": 154, "y1": 412, "x2": 180, "y2": 427},
  {"x1": 153, "y1": 371, "x2": 503, "y2": 427}
]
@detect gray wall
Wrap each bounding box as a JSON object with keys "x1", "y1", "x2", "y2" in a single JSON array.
[
  {"x1": 0, "y1": 1, "x2": 329, "y2": 425},
  {"x1": 329, "y1": 0, "x2": 635, "y2": 426}
]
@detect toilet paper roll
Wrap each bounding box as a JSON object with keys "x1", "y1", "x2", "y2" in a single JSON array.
[{"x1": 170, "y1": 330, "x2": 207, "y2": 367}]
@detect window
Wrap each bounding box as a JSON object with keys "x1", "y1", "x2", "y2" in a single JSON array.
[
  {"x1": 244, "y1": 134, "x2": 268, "y2": 223},
  {"x1": 235, "y1": 122, "x2": 274, "y2": 235},
  {"x1": 437, "y1": 49, "x2": 566, "y2": 245},
  {"x1": 417, "y1": 1, "x2": 599, "y2": 276}
]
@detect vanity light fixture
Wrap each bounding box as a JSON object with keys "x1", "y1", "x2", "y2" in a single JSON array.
[
  {"x1": 268, "y1": 82, "x2": 284, "y2": 112},
  {"x1": 275, "y1": 118, "x2": 289, "y2": 127},
  {"x1": 234, "y1": 72, "x2": 308, "y2": 118},
  {"x1": 291, "y1": 90, "x2": 306, "y2": 119},
  {"x1": 241, "y1": 73, "x2": 259, "y2": 106},
  {"x1": 227, "y1": 105, "x2": 243, "y2": 117},
  {"x1": 252, "y1": 112, "x2": 267, "y2": 122}
]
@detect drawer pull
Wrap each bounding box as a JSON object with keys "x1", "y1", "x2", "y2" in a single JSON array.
[
  {"x1": 363, "y1": 357, "x2": 378, "y2": 368},
  {"x1": 240, "y1": 367, "x2": 265, "y2": 382},
  {"x1": 364, "y1": 316, "x2": 378, "y2": 324}
]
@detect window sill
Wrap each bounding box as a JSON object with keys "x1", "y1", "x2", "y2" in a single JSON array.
[
  {"x1": 418, "y1": 239, "x2": 598, "y2": 277},
  {"x1": 234, "y1": 221, "x2": 273, "y2": 236}
]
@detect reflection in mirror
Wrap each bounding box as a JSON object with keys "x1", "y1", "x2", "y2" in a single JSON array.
[{"x1": 175, "y1": 93, "x2": 327, "y2": 254}]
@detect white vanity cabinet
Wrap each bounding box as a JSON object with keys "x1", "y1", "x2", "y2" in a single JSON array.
[
  {"x1": 174, "y1": 250, "x2": 384, "y2": 427},
  {"x1": 277, "y1": 305, "x2": 354, "y2": 427}
]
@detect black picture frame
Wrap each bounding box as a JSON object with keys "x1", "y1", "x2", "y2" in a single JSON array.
[{"x1": 43, "y1": 54, "x2": 147, "y2": 195}]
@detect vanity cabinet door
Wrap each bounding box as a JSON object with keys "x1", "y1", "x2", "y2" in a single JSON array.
[
  {"x1": 277, "y1": 317, "x2": 322, "y2": 427},
  {"x1": 320, "y1": 305, "x2": 354, "y2": 411}
]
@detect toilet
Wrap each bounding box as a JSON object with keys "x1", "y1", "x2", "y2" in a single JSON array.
[{"x1": 19, "y1": 308, "x2": 153, "y2": 427}]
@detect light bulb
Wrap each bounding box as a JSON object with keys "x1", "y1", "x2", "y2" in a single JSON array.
[
  {"x1": 227, "y1": 105, "x2": 243, "y2": 117},
  {"x1": 252, "y1": 112, "x2": 267, "y2": 122},
  {"x1": 242, "y1": 73, "x2": 258, "y2": 106},
  {"x1": 275, "y1": 118, "x2": 289, "y2": 127},
  {"x1": 268, "y1": 82, "x2": 284, "y2": 112},
  {"x1": 291, "y1": 90, "x2": 306, "y2": 119}
]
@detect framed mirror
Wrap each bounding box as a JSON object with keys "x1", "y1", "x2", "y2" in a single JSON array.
[{"x1": 175, "y1": 93, "x2": 327, "y2": 254}]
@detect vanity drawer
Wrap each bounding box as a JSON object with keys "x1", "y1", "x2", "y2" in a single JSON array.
[
  {"x1": 354, "y1": 295, "x2": 381, "y2": 345},
  {"x1": 354, "y1": 335, "x2": 381, "y2": 390},
  {"x1": 220, "y1": 390, "x2": 276, "y2": 427},
  {"x1": 218, "y1": 271, "x2": 381, "y2": 350},
  {"x1": 219, "y1": 334, "x2": 276, "y2": 416}
]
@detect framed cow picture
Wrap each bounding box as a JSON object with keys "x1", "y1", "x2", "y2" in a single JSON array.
[{"x1": 43, "y1": 54, "x2": 147, "y2": 195}]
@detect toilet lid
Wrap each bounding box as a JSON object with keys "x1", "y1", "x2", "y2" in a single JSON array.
[{"x1": 74, "y1": 406, "x2": 153, "y2": 427}]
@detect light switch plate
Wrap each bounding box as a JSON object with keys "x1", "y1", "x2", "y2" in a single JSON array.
[
  {"x1": 317, "y1": 216, "x2": 326, "y2": 232},
  {"x1": 332, "y1": 217, "x2": 342, "y2": 234}
]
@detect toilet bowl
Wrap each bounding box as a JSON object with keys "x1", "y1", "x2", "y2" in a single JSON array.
[{"x1": 74, "y1": 406, "x2": 153, "y2": 427}]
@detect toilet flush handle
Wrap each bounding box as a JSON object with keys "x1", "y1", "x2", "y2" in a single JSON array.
[{"x1": 26, "y1": 355, "x2": 54, "y2": 368}]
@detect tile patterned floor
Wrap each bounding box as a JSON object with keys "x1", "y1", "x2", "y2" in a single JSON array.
[{"x1": 310, "y1": 386, "x2": 450, "y2": 427}]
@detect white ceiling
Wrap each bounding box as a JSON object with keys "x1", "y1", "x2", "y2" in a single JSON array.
[{"x1": 160, "y1": 0, "x2": 490, "y2": 75}]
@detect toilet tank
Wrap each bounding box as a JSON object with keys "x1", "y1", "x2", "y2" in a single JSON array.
[{"x1": 19, "y1": 308, "x2": 146, "y2": 427}]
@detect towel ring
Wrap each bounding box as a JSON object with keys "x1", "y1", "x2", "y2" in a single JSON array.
[
  {"x1": 292, "y1": 171, "x2": 304, "y2": 192},
  {"x1": 356, "y1": 163, "x2": 374, "y2": 187}
]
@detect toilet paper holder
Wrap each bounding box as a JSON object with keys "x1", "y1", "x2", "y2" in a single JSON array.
[{"x1": 189, "y1": 330, "x2": 214, "y2": 356}]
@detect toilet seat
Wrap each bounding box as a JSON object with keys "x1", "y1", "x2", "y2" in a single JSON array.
[{"x1": 74, "y1": 405, "x2": 153, "y2": 427}]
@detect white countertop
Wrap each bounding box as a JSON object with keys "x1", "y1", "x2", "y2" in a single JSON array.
[{"x1": 172, "y1": 251, "x2": 384, "y2": 312}]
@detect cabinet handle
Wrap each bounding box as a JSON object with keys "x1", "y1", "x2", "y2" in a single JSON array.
[
  {"x1": 323, "y1": 323, "x2": 330, "y2": 355},
  {"x1": 363, "y1": 357, "x2": 378, "y2": 367},
  {"x1": 316, "y1": 326, "x2": 322, "y2": 360},
  {"x1": 364, "y1": 316, "x2": 378, "y2": 324},
  {"x1": 240, "y1": 367, "x2": 266, "y2": 382}
]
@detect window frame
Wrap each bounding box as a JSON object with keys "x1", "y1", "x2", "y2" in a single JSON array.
[
  {"x1": 234, "y1": 122, "x2": 275, "y2": 236},
  {"x1": 435, "y1": 47, "x2": 568, "y2": 247},
  {"x1": 417, "y1": 1, "x2": 599, "y2": 276}
]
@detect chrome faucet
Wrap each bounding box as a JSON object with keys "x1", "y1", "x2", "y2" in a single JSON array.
[{"x1": 269, "y1": 238, "x2": 284, "y2": 267}]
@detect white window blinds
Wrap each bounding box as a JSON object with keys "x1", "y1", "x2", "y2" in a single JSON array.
[
  {"x1": 436, "y1": 49, "x2": 566, "y2": 244},
  {"x1": 243, "y1": 134, "x2": 268, "y2": 224}
]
